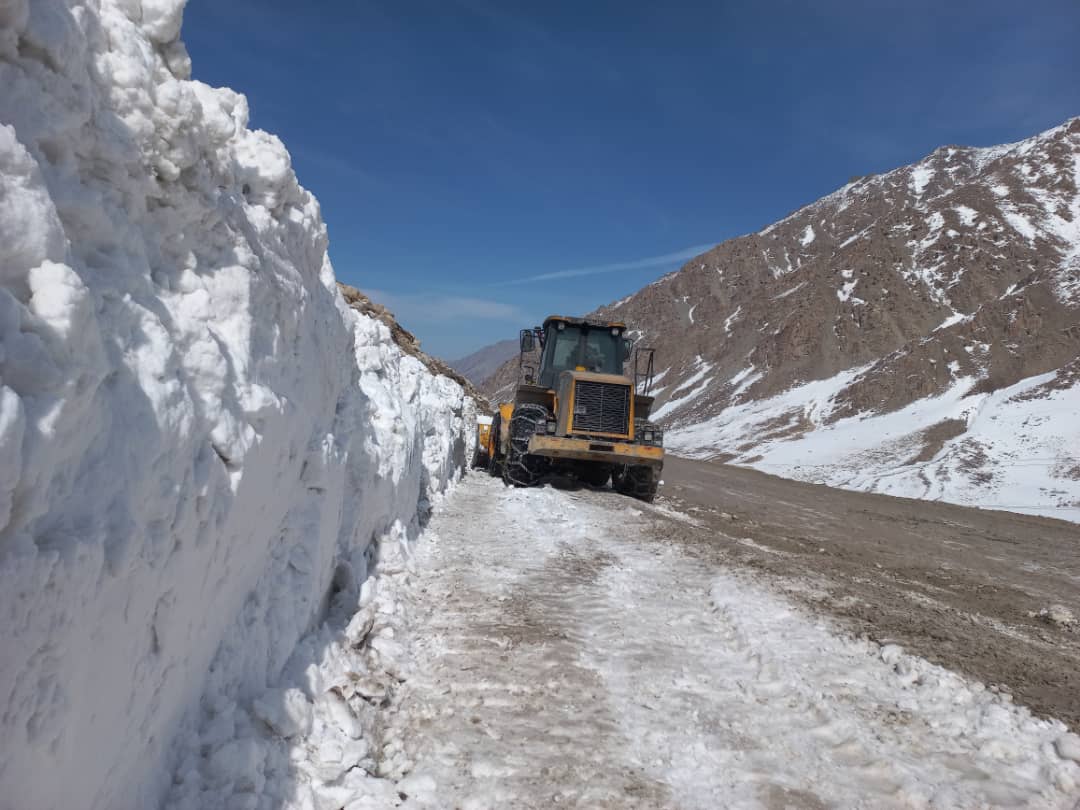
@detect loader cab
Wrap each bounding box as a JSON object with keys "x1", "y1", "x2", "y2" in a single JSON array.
[{"x1": 525, "y1": 317, "x2": 630, "y2": 389}]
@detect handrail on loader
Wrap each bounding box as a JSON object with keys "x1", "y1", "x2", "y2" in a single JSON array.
[{"x1": 633, "y1": 347, "x2": 656, "y2": 395}]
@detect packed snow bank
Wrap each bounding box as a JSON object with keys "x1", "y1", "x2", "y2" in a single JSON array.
[
  {"x1": 0, "y1": 2, "x2": 472, "y2": 809},
  {"x1": 667, "y1": 365, "x2": 1080, "y2": 523}
]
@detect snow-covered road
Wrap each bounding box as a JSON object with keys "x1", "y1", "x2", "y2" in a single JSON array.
[{"x1": 379, "y1": 475, "x2": 1080, "y2": 809}]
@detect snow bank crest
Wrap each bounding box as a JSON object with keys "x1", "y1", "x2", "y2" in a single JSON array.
[{"x1": 0, "y1": 2, "x2": 473, "y2": 808}]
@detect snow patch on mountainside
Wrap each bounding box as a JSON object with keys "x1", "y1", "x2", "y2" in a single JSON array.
[
  {"x1": 910, "y1": 165, "x2": 934, "y2": 195},
  {"x1": 723, "y1": 305, "x2": 742, "y2": 334},
  {"x1": 668, "y1": 366, "x2": 1080, "y2": 522},
  {"x1": 0, "y1": 2, "x2": 472, "y2": 808},
  {"x1": 955, "y1": 205, "x2": 978, "y2": 226},
  {"x1": 651, "y1": 357, "x2": 714, "y2": 420}
]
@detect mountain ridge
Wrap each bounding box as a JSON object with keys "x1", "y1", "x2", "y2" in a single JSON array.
[{"x1": 449, "y1": 338, "x2": 518, "y2": 386}]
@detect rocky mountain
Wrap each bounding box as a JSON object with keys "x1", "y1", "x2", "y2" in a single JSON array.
[
  {"x1": 450, "y1": 338, "x2": 518, "y2": 386},
  {"x1": 481, "y1": 118, "x2": 1080, "y2": 520}
]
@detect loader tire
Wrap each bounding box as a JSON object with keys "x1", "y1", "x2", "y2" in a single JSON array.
[
  {"x1": 613, "y1": 464, "x2": 660, "y2": 503},
  {"x1": 503, "y1": 404, "x2": 551, "y2": 488}
]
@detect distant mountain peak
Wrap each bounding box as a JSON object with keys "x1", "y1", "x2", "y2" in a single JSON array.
[{"x1": 449, "y1": 338, "x2": 519, "y2": 386}]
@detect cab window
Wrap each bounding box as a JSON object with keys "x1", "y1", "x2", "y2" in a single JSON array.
[{"x1": 538, "y1": 323, "x2": 621, "y2": 386}]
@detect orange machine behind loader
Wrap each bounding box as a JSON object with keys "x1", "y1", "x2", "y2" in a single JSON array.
[{"x1": 470, "y1": 419, "x2": 493, "y2": 469}]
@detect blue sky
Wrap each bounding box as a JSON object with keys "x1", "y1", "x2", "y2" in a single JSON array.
[{"x1": 182, "y1": 0, "x2": 1080, "y2": 360}]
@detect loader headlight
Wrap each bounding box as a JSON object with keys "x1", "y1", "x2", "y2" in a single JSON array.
[
  {"x1": 546, "y1": 421, "x2": 557, "y2": 433},
  {"x1": 639, "y1": 428, "x2": 663, "y2": 446},
  {"x1": 634, "y1": 420, "x2": 662, "y2": 446}
]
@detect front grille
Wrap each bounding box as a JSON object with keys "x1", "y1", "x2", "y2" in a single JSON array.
[{"x1": 572, "y1": 380, "x2": 630, "y2": 435}]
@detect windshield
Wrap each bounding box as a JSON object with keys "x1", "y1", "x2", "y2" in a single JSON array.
[{"x1": 538, "y1": 324, "x2": 622, "y2": 387}]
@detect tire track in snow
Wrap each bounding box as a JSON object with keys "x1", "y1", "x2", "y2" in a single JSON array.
[
  {"x1": 383, "y1": 475, "x2": 1080, "y2": 808},
  {"x1": 385, "y1": 479, "x2": 672, "y2": 807}
]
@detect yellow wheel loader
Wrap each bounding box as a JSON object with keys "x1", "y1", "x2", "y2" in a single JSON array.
[{"x1": 485, "y1": 315, "x2": 664, "y2": 501}]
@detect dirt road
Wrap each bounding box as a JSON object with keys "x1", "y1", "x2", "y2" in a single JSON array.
[
  {"x1": 661, "y1": 456, "x2": 1080, "y2": 731},
  {"x1": 378, "y1": 475, "x2": 1080, "y2": 809}
]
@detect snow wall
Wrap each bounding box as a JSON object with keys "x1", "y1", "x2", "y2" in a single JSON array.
[{"x1": 0, "y1": 2, "x2": 473, "y2": 808}]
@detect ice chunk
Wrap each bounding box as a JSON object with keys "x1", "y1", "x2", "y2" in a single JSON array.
[
  {"x1": 252, "y1": 688, "x2": 313, "y2": 738},
  {"x1": 323, "y1": 689, "x2": 364, "y2": 739},
  {"x1": 1054, "y1": 735, "x2": 1080, "y2": 763}
]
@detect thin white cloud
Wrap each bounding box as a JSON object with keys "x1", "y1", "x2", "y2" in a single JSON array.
[
  {"x1": 498, "y1": 243, "x2": 715, "y2": 285},
  {"x1": 364, "y1": 290, "x2": 525, "y2": 322}
]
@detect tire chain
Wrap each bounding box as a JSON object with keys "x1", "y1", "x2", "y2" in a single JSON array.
[{"x1": 503, "y1": 403, "x2": 552, "y2": 487}]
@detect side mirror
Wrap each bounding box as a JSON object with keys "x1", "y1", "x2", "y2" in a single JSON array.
[
  {"x1": 623, "y1": 338, "x2": 634, "y2": 361},
  {"x1": 520, "y1": 329, "x2": 535, "y2": 354}
]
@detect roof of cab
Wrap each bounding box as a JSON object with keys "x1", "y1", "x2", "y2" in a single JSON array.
[{"x1": 542, "y1": 315, "x2": 627, "y2": 330}]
